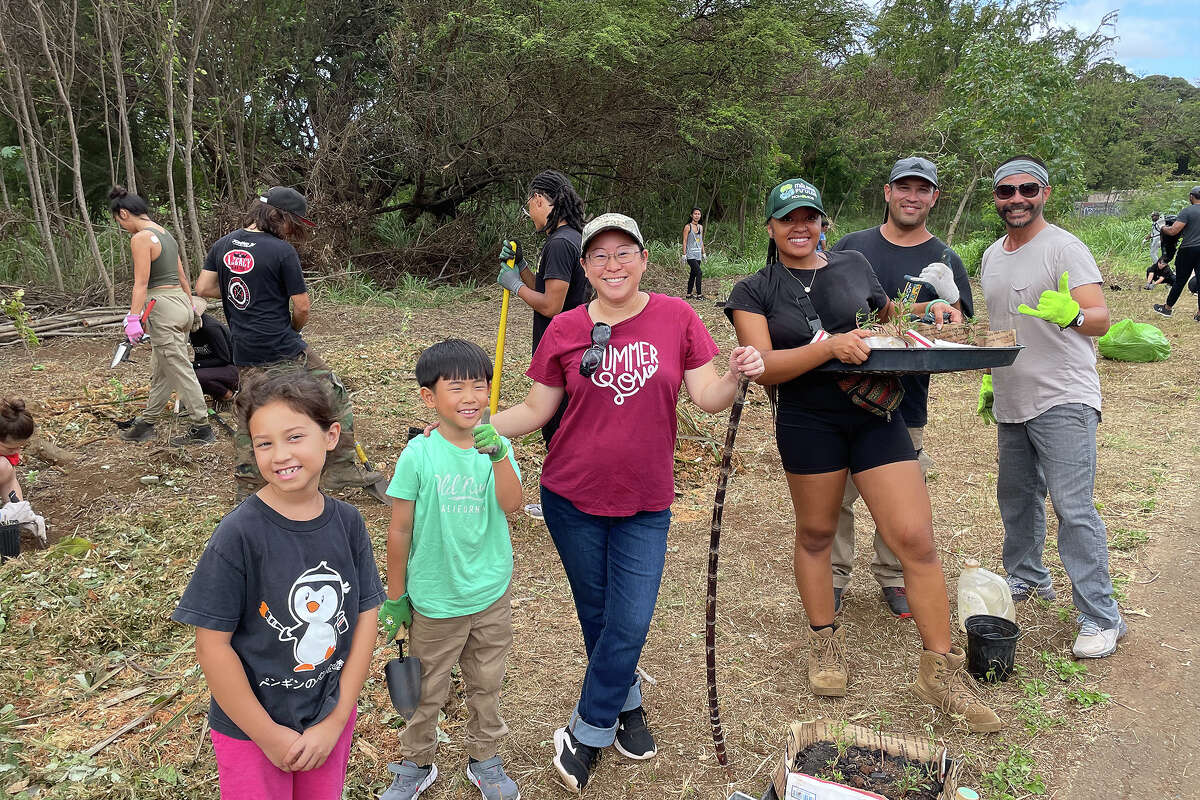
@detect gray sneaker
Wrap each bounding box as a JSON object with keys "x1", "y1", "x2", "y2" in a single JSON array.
[
  {"x1": 465, "y1": 756, "x2": 520, "y2": 800},
  {"x1": 1006, "y1": 575, "x2": 1056, "y2": 603},
  {"x1": 380, "y1": 761, "x2": 437, "y2": 800}
]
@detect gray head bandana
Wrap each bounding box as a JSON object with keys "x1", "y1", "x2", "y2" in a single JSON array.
[{"x1": 994, "y1": 159, "x2": 1049, "y2": 187}]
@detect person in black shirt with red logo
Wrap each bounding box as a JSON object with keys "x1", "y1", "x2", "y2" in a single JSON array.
[{"x1": 196, "y1": 188, "x2": 385, "y2": 501}]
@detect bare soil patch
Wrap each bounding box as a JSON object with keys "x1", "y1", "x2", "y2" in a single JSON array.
[{"x1": 0, "y1": 270, "x2": 1196, "y2": 799}]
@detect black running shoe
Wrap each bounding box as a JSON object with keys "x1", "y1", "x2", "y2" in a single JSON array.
[
  {"x1": 614, "y1": 706, "x2": 656, "y2": 760},
  {"x1": 553, "y1": 727, "x2": 600, "y2": 793},
  {"x1": 881, "y1": 586, "x2": 912, "y2": 618},
  {"x1": 1152, "y1": 303, "x2": 1173, "y2": 317}
]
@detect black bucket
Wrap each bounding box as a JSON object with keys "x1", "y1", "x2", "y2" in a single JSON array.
[
  {"x1": 965, "y1": 614, "x2": 1019, "y2": 682},
  {"x1": 0, "y1": 523, "x2": 20, "y2": 563}
]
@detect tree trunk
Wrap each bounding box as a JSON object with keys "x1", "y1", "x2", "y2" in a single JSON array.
[
  {"x1": 946, "y1": 171, "x2": 980, "y2": 246},
  {"x1": 0, "y1": 40, "x2": 64, "y2": 291},
  {"x1": 231, "y1": 100, "x2": 250, "y2": 198},
  {"x1": 101, "y1": 3, "x2": 137, "y2": 193},
  {"x1": 160, "y1": 2, "x2": 190, "y2": 263},
  {"x1": 180, "y1": 0, "x2": 214, "y2": 267},
  {"x1": 32, "y1": 0, "x2": 114, "y2": 303},
  {"x1": 0, "y1": 168, "x2": 10, "y2": 212},
  {"x1": 95, "y1": 9, "x2": 116, "y2": 186},
  {"x1": 737, "y1": 191, "x2": 746, "y2": 252}
]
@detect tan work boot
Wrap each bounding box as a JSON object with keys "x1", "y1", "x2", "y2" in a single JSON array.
[
  {"x1": 911, "y1": 646, "x2": 1003, "y2": 732},
  {"x1": 322, "y1": 464, "x2": 385, "y2": 491},
  {"x1": 808, "y1": 625, "x2": 848, "y2": 697}
]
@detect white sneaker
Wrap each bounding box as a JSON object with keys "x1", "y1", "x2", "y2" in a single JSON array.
[
  {"x1": 523, "y1": 503, "x2": 544, "y2": 520},
  {"x1": 1072, "y1": 618, "x2": 1127, "y2": 658}
]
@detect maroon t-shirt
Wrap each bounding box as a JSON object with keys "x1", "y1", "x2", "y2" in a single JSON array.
[{"x1": 527, "y1": 293, "x2": 720, "y2": 516}]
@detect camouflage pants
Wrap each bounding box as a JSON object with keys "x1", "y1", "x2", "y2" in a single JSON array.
[{"x1": 233, "y1": 347, "x2": 362, "y2": 489}]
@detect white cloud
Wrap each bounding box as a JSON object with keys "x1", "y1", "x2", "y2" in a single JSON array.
[{"x1": 1055, "y1": 0, "x2": 1199, "y2": 79}]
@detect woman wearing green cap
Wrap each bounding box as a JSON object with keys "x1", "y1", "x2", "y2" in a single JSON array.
[{"x1": 724, "y1": 179, "x2": 1001, "y2": 732}]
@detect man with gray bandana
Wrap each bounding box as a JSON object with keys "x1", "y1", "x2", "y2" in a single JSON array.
[{"x1": 978, "y1": 155, "x2": 1124, "y2": 659}]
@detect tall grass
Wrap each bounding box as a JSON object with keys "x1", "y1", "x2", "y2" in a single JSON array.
[
  {"x1": 0, "y1": 217, "x2": 130, "y2": 293},
  {"x1": 314, "y1": 271, "x2": 481, "y2": 309}
]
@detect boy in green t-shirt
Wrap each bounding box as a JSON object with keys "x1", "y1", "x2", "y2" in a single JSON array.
[{"x1": 378, "y1": 339, "x2": 523, "y2": 800}]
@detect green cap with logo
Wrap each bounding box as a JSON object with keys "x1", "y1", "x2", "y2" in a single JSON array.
[{"x1": 765, "y1": 179, "x2": 825, "y2": 220}]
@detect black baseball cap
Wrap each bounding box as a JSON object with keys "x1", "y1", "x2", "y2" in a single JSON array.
[
  {"x1": 1190, "y1": 186, "x2": 1200, "y2": 198},
  {"x1": 889, "y1": 157, "x2": 939, "y2": 188},
  {"x1": 260, "y1": 187, "x2": 315, "y2": 227}
]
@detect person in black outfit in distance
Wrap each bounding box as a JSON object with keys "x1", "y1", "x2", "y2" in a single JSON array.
[
  {"x1": 188, "y1": 296, "x2": 239, "y2": 407},
  {"x1": 495, "y1": 170, "x2": 590, "y2": 446}
]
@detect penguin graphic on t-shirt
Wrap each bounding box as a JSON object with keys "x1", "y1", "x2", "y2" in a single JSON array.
[{"x1": 257, "y1": 561, "x2": 351, "y2": 672}]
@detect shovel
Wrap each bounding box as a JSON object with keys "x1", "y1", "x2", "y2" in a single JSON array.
[{"x1": 384, "y1": 637, "x2": 422, "y2": 720}]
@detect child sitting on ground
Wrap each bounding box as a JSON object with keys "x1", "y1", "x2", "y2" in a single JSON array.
[
  {"x1": 172, "y1": 371, "x2": 384, "y2": 800},
  {"x1": 377, "y1": 339, "x2": 523, "y2": 800},
  {"x1": 1145, "y1": 257, "x2": 1176, "y2": 290},
  {"x1": 0, "y1": 398, "x2": 34, "y2": 501}
]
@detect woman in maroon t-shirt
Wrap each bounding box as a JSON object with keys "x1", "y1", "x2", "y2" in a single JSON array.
[{"x1": 490, "y1": 213, "x2": 762, "y2": 791}]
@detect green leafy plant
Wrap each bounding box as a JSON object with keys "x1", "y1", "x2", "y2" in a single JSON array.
[
  {"x1": 894, "y1": 763, "x2": 933, "y2": 798},
  {"x1": 829, "y1": 721, "x2": 853, "y2": 760},
  {"x1": 1040, "y1": 650, "x2": 1088, "y2": 682},
  {"x1": 1109, "y1": 528, "x2": 1149, "y2": 551},
  {"x1": 982, "y1": 746, "x2": 1047, "y2": 799},
  {"x1": 1067, "y1": 688, "x2": 1111, "y2": 708},
  {"x1": 1, "y1": 288, "x2": 39, "y2": 352},
  {"x1": 1015, "y1": 697, "x2": 1063, "y2": 734}
]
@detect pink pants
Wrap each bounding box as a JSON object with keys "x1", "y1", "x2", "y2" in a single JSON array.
[{"x1": 210, "y1": 709, "x2": 356, "y2": 800}]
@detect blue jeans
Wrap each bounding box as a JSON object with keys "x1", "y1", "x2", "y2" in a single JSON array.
[
  {"x1": 997, "y1": 403, "x2": 1121, "y2": 628},
  {"x1": 540, "y1": 486, "x2": 670, "y2": 748}
]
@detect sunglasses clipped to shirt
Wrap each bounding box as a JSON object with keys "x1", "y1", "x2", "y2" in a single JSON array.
[
  {"x1": 993, "y1": 182, "x2": 1044, "y2": 200},
  {"x1": 579, "y1": 322, "x2": 612, "y2": 378}
]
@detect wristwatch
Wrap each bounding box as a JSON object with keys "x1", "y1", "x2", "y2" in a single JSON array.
[{"x1": 1070, "y1": 310, "x2": 1085, "y2": 328}]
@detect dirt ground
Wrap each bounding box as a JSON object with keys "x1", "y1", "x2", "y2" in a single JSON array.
[{"x1": 0, "y1": 267, "x2": 1197, "y2": 800}]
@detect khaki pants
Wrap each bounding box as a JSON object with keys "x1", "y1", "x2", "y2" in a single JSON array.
[
  {"x1": 400, "y1": 589, "x2": 512, "y2": 765},
  {"x1": 143, "y1": 288, "x2": 208, "y2": 425},
  {"x1": 832, "y1": 426, "x2": 933, "y2": 590},
  {"x1": 233, "y1": 347, "x2": 360, "y2": 488}
]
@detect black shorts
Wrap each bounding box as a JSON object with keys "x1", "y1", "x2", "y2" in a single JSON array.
[{"x1": 776, "y1": 401, "x2": 917, "y2": 475}]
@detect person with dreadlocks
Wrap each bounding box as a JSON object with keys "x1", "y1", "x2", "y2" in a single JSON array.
[{"x1": 496, "y1": 170, "x2": 590, "y2": 450}]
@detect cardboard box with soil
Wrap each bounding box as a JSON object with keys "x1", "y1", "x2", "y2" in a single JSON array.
[{"x1": 767, "y1": 719, "x2": 961, "y2": 800}]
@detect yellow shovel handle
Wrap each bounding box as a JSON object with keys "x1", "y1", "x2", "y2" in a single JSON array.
[{"x1": 490, "y1": 250, "x2": 515, "y2": 414}]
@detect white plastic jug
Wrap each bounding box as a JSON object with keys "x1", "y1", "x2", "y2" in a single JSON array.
[{"x1": 957, "y1": 558, "x2": 1016, "y2": 633}]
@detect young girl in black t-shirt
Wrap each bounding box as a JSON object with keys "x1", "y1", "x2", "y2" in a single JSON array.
[
  {"x1": 173, "y1": 371, "x2": 384, "y2": 799},
  {"x1": 726, "y1": 178, "x2": 1001, "y2": 733}
]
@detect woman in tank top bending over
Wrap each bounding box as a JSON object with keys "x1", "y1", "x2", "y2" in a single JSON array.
[{"x1": 110, "y1": 186, "x2": 213, "y2": 446}]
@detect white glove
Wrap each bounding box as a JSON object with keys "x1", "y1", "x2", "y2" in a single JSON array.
[
  {"x1": 918, "y1": 262, "x2": 959, "y2": 305},
  {"x1": 1, "y1": 500, "x2": 46, "y2": 546}
]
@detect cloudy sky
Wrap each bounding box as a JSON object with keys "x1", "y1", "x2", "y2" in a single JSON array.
[{"x1": 1057, "y1": 0, "x2": 1200, "y2": 82}]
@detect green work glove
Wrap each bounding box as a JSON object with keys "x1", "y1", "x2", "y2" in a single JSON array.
[
  {"x1": 977, "y1": 374, "x2": 996, "y2": 425},
  {"x1": 379, "y1": 595, "x2": 412, "y2": 641},
  {"x1": 1018, "y1": 272, "x2": 1080, "y2": 328},
  {"x1": 499, "y1": 240, "x2": 527, "y2": 272},
  {"x1": 497, "y1": 264, "x2": 524, "y2": 294},
  {"x1": 473, "y1": 423, "x2": 508, "y2": 463}
]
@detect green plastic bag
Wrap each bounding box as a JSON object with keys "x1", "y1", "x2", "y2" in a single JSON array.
[{"x1": 1098, "y1": 319, "x2": 1170, "y2": 362}]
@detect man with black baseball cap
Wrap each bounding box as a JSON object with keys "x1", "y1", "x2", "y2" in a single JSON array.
[
  {"x1": 196, "y1": 187, "x2": 387, "y2": 502},
  {"x1": 829, "y1": 156, "x2": 972, "y2": 618},
  {"x1": 1152, "y1": 186, "x2": 1200, "y2": 320}
]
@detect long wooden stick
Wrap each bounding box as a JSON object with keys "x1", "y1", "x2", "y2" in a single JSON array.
[{"x1": 706, "y1": 375, "x2": 750, "y2": 773}]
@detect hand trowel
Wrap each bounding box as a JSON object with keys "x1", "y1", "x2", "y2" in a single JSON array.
[{"x1": 384, "y1": 637, "x2": 422, "y2": 720}]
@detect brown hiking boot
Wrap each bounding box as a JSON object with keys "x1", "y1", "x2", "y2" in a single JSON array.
[
  {"x1": 808, "y1": 625, "x2": 848, "y2": 697},
  {"x1": 322, "y1": 465, "x2": 386, "y2": 491},
  {"x1": 911, "y1": 646, "x2": 1003, "y2": 732}
]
